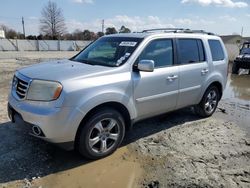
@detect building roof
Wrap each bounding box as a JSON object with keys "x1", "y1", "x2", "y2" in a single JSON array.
[{"x1": 220, "y1": 35, "x2": 242, "y2": 43}]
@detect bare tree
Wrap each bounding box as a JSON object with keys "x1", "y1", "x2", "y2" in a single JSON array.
[{"x1": 40, "y1": 1, "x2": 66, "y2": 39}]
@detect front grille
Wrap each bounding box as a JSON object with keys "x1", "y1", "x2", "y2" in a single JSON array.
[
  {"x1": 15, "y1": 77, "x2": 29, "y2": 99},
  {"x1": 242, "y1": 58, "x2": 250, "y2": 62}
]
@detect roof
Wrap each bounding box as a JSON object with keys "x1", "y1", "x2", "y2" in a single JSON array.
[
  {"x1": 243, "y1": 37, "x2": 250, "y2": 42},
  {"x1": 104, "y1": 32, "x2": 151, "y2": 38},
  {"x1": 104, "y1": 29, "x2": 220, "y2": 40}
]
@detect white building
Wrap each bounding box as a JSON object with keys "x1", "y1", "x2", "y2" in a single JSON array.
[{"x1": 0, "y1": 30, "x2": 5, "y2": 38}]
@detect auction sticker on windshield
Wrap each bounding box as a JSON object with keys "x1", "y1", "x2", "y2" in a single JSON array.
[{"x1": 119, "y1": 41, "x2": 137, "y2": 47}]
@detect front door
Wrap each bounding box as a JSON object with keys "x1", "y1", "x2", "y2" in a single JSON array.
[{"x1": 133, "y1": 38, "x2": 179, "y2": 119}]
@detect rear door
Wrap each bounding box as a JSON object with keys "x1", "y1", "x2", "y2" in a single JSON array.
[
  {"x1": 176, "y1": 38, "x2": 209, "y2": 108},
  {"x1": 133, "y1": 38, "x2": 179, "y2": 119}
]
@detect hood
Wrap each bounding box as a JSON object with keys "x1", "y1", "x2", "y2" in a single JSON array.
[{"x1": 18, "y1": 59, "x2": 114, "y2": 82}]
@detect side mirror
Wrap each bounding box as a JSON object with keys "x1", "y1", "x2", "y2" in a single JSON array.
[{"x1": 137, "y1": 60, "x2": 154, "y2": 72}]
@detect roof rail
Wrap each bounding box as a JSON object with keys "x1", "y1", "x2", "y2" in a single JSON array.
[
  {"x1": 183, "y1": 30, "x2": 215, "y2": 35},
  {"x1": 142, "y1": 28, "x2": 186, "y2": 32},
  {"x1": 142, "y1": 28, "x2": 215, "y2": 35}
]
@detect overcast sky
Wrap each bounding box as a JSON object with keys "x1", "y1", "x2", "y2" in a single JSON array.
[{"x1": 0, "y1": 0, "x2": 250, "y2": 36}]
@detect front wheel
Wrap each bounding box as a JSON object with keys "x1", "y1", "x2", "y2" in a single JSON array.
[
  {"x1": 195, "y1": 86, "x2": 219, "y2": 117},
  {"x1": 78, "y1": 108, "x2": 125, "y2": 159}
]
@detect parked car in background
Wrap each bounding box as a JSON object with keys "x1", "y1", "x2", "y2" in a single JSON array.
[
  {"x1": 232, "y1": 41, "x2": 250, "y2": 74},
  {"x1": 8, "y1": 28, "x2": 228, "y2": 159}
]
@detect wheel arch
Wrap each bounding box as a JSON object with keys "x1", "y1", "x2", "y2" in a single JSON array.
[
  {"x1": 74, "y1": 101, "x2": 132, "y2": 149},
  {"x1": 203, "y1": 81, "x2": 223, "y2": 101}
]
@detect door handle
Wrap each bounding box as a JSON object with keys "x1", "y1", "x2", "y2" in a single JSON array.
[
  {"x1": 167, "y1": 75, "x2": 178, "y2": 81},
  {"x1": 201, "y1": 68, "x2": 209, "y2": 75}
]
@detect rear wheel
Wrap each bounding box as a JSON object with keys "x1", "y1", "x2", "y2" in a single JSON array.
[
  {"x1": 232, "y1": 62, "x2": 239, "y2": 74},
  {"x1": 78, "y1": 108, "x2": 125, "y2": 159},
  {"x1": 195, "y1": 86, "x2": 219, "y2": 117}
]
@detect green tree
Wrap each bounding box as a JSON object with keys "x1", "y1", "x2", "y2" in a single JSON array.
[
  {"x1": 105, "y1": 27, "x2": 117, "y2": 35},
  {"x1": 119, "y1": 25, "x2": 131, "y2": 33},
  {"x1": 96, "y1": 31, "x2": 104, "y2": 38}
]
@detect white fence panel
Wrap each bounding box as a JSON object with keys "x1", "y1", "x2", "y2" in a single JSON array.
[
  {"x1": 0, "y1": 39, "x2": 17, "y2": 51},
  {"x1": 0, "y1": 39, "x2": 92, "y2": 51},
  {"x1": 225, "y1": 44, "x2": 239, "y2": 61}
]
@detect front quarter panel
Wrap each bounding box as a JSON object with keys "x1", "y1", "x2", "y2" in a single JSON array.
[{"x1": 59, "y1": 71, "x2": 136, "y2": 141}]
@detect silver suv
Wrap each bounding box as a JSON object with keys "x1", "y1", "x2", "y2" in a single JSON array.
[{"x1": 8, "y1": 29, "x2": 228, "y2": 159}]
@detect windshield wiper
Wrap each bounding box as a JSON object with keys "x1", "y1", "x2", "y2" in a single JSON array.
[
  {"x1": 71, "y1": 58, "x2": 92, "y2": 64},
  {"x1": 89, "y1": 61, "x2": 117, "y2": 67},
  {"x1": 71, "y1": 58, "x2": 116, "y2": 67}
]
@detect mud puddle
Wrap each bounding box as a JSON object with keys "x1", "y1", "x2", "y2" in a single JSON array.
[
  {"x1": 223, "y1": 73, "x2": 250, "y2": 102},
  {"x1": 1, "y1": 147, "x2": 142, "y2": 188},
  {"x1": 32, "y1": 147, "x2": 142, "y2": 188},
  {"x1": 220, "y1": 73, "x2": 250, "y2": 135}
]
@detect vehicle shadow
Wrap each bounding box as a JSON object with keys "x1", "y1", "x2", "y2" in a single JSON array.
[
  {"x1": 123, "y1": 107, "x2": 201, "y2": 145},
  {"x1": 0, "y1": 107, "x2": 201, "y2": 183},
  {"x1": 0, "y1": 121, "x2": 88, "y2": 183}
]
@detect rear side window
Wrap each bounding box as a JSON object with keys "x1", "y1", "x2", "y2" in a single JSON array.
[
  {"x1": 208, "y1": 40, "x2": 225, "y2": 61},
  {"x1": 178, "y1": 39, "x2": 205, "y2": 64},
  {"x1": 139, "y1": 39, "x2": 173, "y2": 68}
]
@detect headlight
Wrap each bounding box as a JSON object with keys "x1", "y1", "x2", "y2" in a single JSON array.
[{"x1": 26, "y1": 80, "x2": 62, "y2": 101}]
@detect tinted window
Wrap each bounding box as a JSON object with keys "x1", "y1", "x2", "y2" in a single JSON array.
[
  {"x1": 139, "y1": 39, "x2": 173, "y2": 68},
  {"x1": 240, "y1": 43, "x2": 250, "y2": 55},
  {"x1": 178, "y1": 39, "x2": 205, "y2": 64},
  {"x1": 208, "y1": 40, "x2": 225, "y2": 61}
]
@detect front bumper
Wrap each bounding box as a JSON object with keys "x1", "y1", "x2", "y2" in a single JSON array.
[
  {"x1": 8, "y1": 93, "x2": 84, "y2": 149},
  {"x1": 234, "y1": 58, "x2": 250, "y2": 69}
]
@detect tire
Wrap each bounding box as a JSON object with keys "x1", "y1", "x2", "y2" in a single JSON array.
[
  {"x1": 195, "y1": 86, "x2": 220, "y2": 118},
  {"x1": 78, "y1": 108, "x2": 125, "y2": 159},
  {"x1": 232, "y1": 62, "x2": 239, "y2": 74}
]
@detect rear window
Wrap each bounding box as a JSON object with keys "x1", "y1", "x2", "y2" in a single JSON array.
[
  {"x1": 178, "y1": 39, "x2": 205, "y2": 64},
  {"x1": 208, "y1": 40, "x2": 225, "y2": 61}
]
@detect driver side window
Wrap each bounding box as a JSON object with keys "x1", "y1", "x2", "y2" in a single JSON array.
[{"x1": 139, "y1": 39, "x2": 173, "y2": 68}]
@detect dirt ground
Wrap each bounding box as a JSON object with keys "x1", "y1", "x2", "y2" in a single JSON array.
[{"x1": 0, "y1": 52, "x2": 249, "y2": 188}]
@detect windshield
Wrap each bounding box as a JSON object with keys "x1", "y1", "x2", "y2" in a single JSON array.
[
  {"x1": 71, "y1": 37, "x2": 142, "y2": 67},
  {"x1": 241, "y1": 48, "x2": 250, "y2": 55},
  {"x1": 240, "y1": 43, "x2": 250, "y2": 55}
]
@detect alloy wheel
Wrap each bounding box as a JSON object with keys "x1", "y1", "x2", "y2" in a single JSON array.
[
  {"x1": 204, "y1": 90, "x2": 217, "y2": 114},
  {"x1": 88, "y1": 118, "x2": 120, "y2": 154}
]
